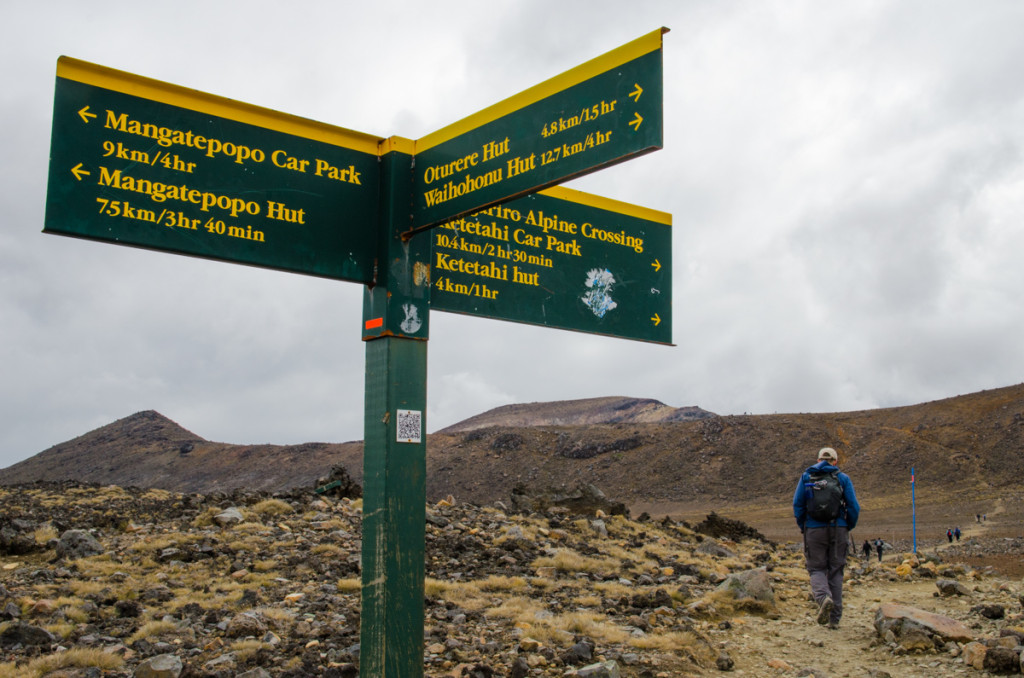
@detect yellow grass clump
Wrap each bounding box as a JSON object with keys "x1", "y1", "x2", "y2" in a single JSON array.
[
  {"x1": 475, "y1": 575, "x2": 529, "y2": 593},
  {"x1": 252, "y1": 499, "x2": 294, "y2": 517},
  {"x1": 531, "y1": 548, "x2": 618, "y2": 577},
  {"x1": 423, "y1": 578, "x2": 489, "y2": 611},
  {"x1": 229, "y1": 638, "x2": 272, "y2": 662},
  {"x1": 128, "y1": 620, "x2": 180, "y2": 644},
  {"x1": 336, "y1": 578, "x2": 361, "y2": 593},
  {"x1": 310, "y1": 543, "x2": 345, "y2": 558},
  {"x1": 0, "y1": 647, "x2": 124, "y2": 677}
]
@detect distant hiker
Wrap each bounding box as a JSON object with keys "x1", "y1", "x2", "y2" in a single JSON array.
[
  {"x1": 954, "y1": 526, "x2": 961, "y2": 542},
  {"x1": 947, "y1": 528, "x2": 953, "y2": 543},
  {"x1": 875, "y1": 538, "x2": 883, "y2": 562},
  {"x1": 862, "y1": 539, "x2": 871, "y2": 560},
  {"x1": 793, "y1": 447, "x2": 860, "y2": 630},
  {"x1": 977, "y1": 513, "x2": 981, "y2": 523}
]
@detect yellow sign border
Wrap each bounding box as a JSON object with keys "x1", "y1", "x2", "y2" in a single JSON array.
[
  {"x1": 415, "y1": 27, "x2": 668, "y2": 154},
  {"x1": 56, "y1": 56, "x2": 384, "y2": 155},
  {"x1": 538, "y1": 185, "x2": 672, "y2": 226}
]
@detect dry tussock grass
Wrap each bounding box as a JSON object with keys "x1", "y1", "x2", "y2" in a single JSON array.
[
  {"x1": 482, "y1": 595, "x2": 545, "y2": 622},
  {"x1": 44, "y1": 622, "x2": 76, "y2": 639},
  {"x1": 574, "y1": 594, "x2": 602, "y2": 607},
  {"x1": 518, "y1": 609, "x2": 630, "y2": 647},
  {"x1": 593, "y1": 580, "x2": 635, "y2": 598},
  {"x1": 336, "y1": 578, "x2": 361, "y2": 593},
  {"x1": 252, "y1": 499, "x2": 293, "y2": 517},
  {"x1": 63, "y1": 579, "x2": 112, "y2": 597},
  {"x1": 127, "y1": 533, "x2": 196, "y2": 554},
  {"x1": 531, "y1": 548, "x2": 618, "y2": 576},
  {"x1": 423, "y1": 578, "x2": 490, "y2": 611},
  {"x1": 66, "y1": 486, "x2": 131, "y2": 504},
  {"x1": 303, "y1": 517, "x2": 348, "y2": 531},
  {"x1": 31, "y1": 525, "x2": 57, "y2": 544},
  {"x1": 233, "y1": 521, "x2": 274, "y2": 533},
  {"x1": 229, "y1": 638, "x2": 272, "y2": 662},
  {"x1": 311, "y1": 544, "x2": 344, "y2": 557},
  {"x1": 705, "y1": 588, "x2": 774, "y2": 616},
  {"x1": 0, "y1": 647, "x2": 125, "y2": 677},
  {"x1": 475, "y1": 575, "x2": 529, "y2": 592},
  {"x1": 128, "y1": 619, "x2": 180, "y2": 644}
]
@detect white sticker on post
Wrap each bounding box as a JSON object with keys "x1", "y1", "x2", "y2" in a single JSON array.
[{"x1": 396, "y1": 409, "x2": 422, "y2": 443}]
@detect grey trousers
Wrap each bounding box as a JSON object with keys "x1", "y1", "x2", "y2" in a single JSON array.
[{"x1": 804, "y1": 525, "x2": 848, "y2": 624}]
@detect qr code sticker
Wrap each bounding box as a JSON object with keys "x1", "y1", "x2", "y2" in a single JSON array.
[{"x1": 396, "y1": 409, "x2": 422, "y2": 443}]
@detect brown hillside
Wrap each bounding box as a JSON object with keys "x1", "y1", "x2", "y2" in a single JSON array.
[
  {"x1": 439, "y1": 396, "x2": 715, "y2": 432},
  {"x1": 0, "y1": 410, "x2": 363, "y2": 494},
  {"x1": 3, "y1": 385, "x2": 1024, "y2": 541}
]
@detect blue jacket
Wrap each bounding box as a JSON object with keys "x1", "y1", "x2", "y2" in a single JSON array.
[{"x1": 793, "y1": 461, "x2": 860, "y2": 531}]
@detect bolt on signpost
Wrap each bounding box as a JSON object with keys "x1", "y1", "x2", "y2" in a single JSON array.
[{"x1": 44, "y1": 28, "x2": 670, "y2": 677}]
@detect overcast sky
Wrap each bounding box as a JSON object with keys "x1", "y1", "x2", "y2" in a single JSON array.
[{"x1": 2, "y1": 1, "x2": 1023, "y2": 469}]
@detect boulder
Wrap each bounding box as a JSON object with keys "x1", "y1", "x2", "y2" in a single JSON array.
[
  {"x1": 509, "y1": 483, "x2": 627, "y2": 516},
  {"x1": 716, "y1": 567, "x2": 775, "y2": 605},
  {"x1": 134, "y1": 653, "x2": 183, "y2": 678},
  {"x1": 575, "y1": 661, "x2": 621, "y2": 678},
  {"x1": 0, "y1": 622, "x2": 56, "y2": 648},
  {"x1": 225, "y1": 612, "x2": 268, "y2": 638},
  {"x1": 0, "y1": 520, "x2": 40, "y2": 556},
  {"x1": 874, "y1": 603, "x2": 975, "y2": 647},
  {"x1": 213, "y1": 507, "x2": 244, "y2": 527},
  {"x1": 935, "y1": 579, "x2": 971, "y2": 597},
  {"x1": 694, "y1": 512, "x2": 772, "y2": 544},
  {"x1": 56, "y1": 529, "x2": 103, "y2": 559},
  {"x1": 984, "y1": 646, "x2": 1020, "y2": 673}
]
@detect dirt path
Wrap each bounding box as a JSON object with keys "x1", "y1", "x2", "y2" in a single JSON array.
[
  {"x1": 713, "y1": 529, "x2": 1017, "y2": 678},
  {"x1": 719, "y1": 566, "x2": 979, "y2": 677}
]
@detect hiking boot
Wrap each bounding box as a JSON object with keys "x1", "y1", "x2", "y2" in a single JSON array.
[
  {"x1": 816, "y1": 597, "x2": 834, "y2": 626},
  {"x1": 828, "y1": 621, "x2": 839, "y2": 630}
]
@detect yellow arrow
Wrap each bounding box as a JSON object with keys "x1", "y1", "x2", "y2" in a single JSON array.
[
  {"x1": 71, "y1": 163, "x2": 90, "y2": 181},
  {"x1": 629, "y1": 83, "x2": 643, "y2": 102},
  {"x1": 77, "y1": 106, "x2": 96, "y2": 123},
  {"x1": 651, "y1": 259, "x2": 661, "y2": 272},
  {"x1": 628, "y1": 112, "x2": 643, "y2": 131},
  {"x1": 651, "y1": 313, "x2": 661, "y2": 326}
]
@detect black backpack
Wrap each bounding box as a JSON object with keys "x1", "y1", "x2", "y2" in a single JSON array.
[{"x1": 806, "y1": 470, "x2": 845, "y2": 522}]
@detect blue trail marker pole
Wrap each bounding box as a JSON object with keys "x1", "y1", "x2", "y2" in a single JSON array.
[{"x1": 911, "y1": 467, "x2": 917, "y2": 554}]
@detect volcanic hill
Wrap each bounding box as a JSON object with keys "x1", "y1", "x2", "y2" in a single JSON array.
[{"x1": 3, "y1": 386, "x2": 1024, "y2": 539}]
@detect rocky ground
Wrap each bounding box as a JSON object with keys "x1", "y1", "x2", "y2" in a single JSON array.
[{"x1": 2, "y1": 482, "x2": 1024, "y2": 677}]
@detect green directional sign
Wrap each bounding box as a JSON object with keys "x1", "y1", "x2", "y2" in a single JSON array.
[
  {"x1": 411, "y1": 28, "x2": 666, "y2": 230},
  {"x1": 430, "y1": 185, "x2": 672, "y2": 344},
  {"x1": 45, "y1": 57, "x2": 383, "y2": 283}
]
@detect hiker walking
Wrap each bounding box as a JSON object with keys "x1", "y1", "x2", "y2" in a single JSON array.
[
  {"x1": 793, "y1": 447, "x2": 860, "y2": 630},
  {"x1": 954, "y1": 526, "x2": 961, "y2": 542},
  {"x1": 946, "y1": 528, "x2": 953, "y2": 543},
  {"x1": 862, "y1": 539, "x2": 871, "y2": 560},
  {"x1": 875, "y1": 538, "x2": 883, "y2": 562}
]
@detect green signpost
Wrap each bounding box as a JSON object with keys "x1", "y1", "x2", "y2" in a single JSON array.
[{"x1": 43, "y1": 29, "x2": 671, "y2": 678}]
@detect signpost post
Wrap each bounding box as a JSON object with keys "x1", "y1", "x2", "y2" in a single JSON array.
[{"x1": 43, "y1": 29, "x2": 671, "y2": 678}]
